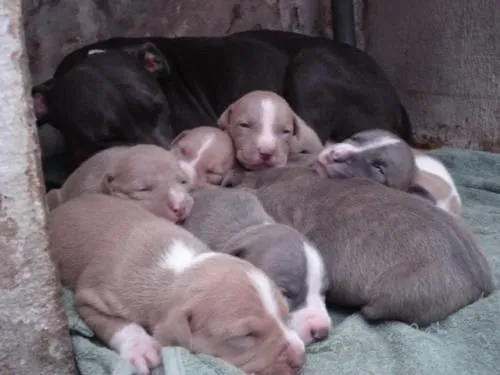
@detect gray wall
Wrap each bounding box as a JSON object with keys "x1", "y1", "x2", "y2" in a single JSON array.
[{"x1": 361, "y1": 0, "x2": 500, "y2": 152}]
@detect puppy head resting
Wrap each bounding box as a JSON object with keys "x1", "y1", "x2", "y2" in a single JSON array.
[
  {"x1": 223, "y1": 223, "x2": 331, "y2": 346},
  {"x1": 182, "y1": 187, "x2": 331, "y2": 346},
  {"x1": 315, "y1": 129, "x2": 416, "y2": 190},
  {"x1": 170, "y1": 126, "x2": 235, "y2": 188},
  {"x1": 218, "y1": 90, "x2": 312, "y2": 170},
  {"x1": 154, "y1": 253, "x2": 306, "y2": 375},
  {"x1": 101, "y1": 144, "x2": 194, "y2": 222}
]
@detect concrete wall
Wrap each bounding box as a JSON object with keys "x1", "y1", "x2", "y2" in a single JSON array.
[
  {"x1": 0, "y1": 0, "x2": 76, "y2": 373},
  {"x1": 360, "y1": 0, "x2": 500, "y2": 152}
]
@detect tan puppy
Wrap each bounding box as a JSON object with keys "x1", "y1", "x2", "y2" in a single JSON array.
[
  {"x1": 169, "y1": 126, "x2": 235, "y2": 188},
  {"x1": 50, "y1": 194, "x2": 305, "y2": 375},
  {"x1": 45, "y1": 144, "x2": 193, "y2": 222},
  {"x1": 412, "y1": 149, "x2": 462, "y2": 216},
  {"x1": 218, "y1": 90, "x2": 321, "y2": 170}
]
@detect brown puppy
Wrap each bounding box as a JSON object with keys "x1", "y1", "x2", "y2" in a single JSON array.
[
  {"x1": 169, "y1": 126, "x2": 235, "y2": 188},
  {"x1": 218, "y1": 90, "x2": 321, "y2": 170},
  {"x1": 45, "y1": 144, "x2": 193, "y2": 222},
  {"x1": 49, "y1": 194, "x2": 305, "y2": 375},
  {"x1": 223, "y1": 166, "x2": 495, "y2": 326}
]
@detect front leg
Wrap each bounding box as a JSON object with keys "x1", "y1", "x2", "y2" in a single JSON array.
[{"x1": 75, "y1": 288, "x2": 162, "y2": 375}]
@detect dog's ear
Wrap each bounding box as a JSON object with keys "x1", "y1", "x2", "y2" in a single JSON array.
[
  {"x1": 153, "y1": 305, "x2": 194, "y2": 348},
  {"x1": 100, "y1": 165, "x2": 119, "y2": 194},
  {"x1": 217, "y1": 105, "x2": 232, "y2": 130},
  {"x1": 125, "y1": 42, "x2": 170, "y2": 77},
  {"x1": 407, "y1": 184, "x2": 437, "y2": 205},
  {"x1": 45, "y1": 189, "x2": 62, "y2": 211},
  {"x1": 290, "y1": 114, "x2": 323, "y2": 154},
  {"x1": 32, "y1": 79, "x2": 53, "y2": 125},
  {"x1": 170, "y1": 129, "x2": 191, "y2": 148}
]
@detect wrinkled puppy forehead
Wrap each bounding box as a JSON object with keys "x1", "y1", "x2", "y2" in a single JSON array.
[{"x1": 231, "y1": 91, "x2": 294, "y2": 126}]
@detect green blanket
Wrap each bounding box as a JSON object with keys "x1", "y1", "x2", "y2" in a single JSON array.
[{"x1": 60, "y1": 147, "x2": 500, "y2": 375}]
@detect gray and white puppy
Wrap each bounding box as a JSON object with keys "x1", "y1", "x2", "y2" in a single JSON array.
[
  {"x1": 182, "y1": 187, "x2": 331, "y2": 345},
  {"x1": 315, "y1": 129, "x2": 416, "y2": 190},
  {"x1": 223, "y1": 166, "x2": 495, "y2": 326}
]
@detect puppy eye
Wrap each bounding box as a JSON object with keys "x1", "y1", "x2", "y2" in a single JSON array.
[
  {"x1": 371, "y1": 161, "x2": 385, "y2": 174},
  {"x1": 138, "y1": 186, "x2": 153, "y2": 192},
  {"x1": 180, "y1": 179, "x2": 188, "y2": 185},
  {"x1": 239, "y1": 122, "x2": 250, "y2": 128},
  {"x1": 282, "y1": 128, "x2": 291, "y2": 134}
]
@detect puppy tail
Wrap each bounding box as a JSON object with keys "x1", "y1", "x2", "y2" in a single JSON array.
[{"x1": 361, "y1": 259, "x2": 492, "y2": 326}]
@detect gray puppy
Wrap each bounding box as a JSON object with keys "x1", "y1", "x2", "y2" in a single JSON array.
[
  {"x1": 223, "y1": 166, "x2": 495, "y2": 326},
  {"x1": 182, "y1": 187, "x2": 331, "y2": 345}
]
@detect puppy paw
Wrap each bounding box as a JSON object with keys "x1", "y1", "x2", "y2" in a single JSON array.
[{"x1": 110, "y1": 323, "x2": 162, "y2": 375}]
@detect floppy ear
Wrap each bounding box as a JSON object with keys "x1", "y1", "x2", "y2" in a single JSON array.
[
  {"x1": 32, "y1": 79, "x2": 53, "y2": 125},
  {"x1": 170, "y1": 129, "x2": 191, "y2": 147},
  {"x1": 292, "y1": 113, "x2": 307, "y2": 138},
  {"x1": 290, "y1": 114, "x2": 323, "y2": 154},
  {"x1": 125, "y1": 42, "x2": 170, "y2": 77},
  {"x1": 152, "y1": 305, "x2": 194, "y2": 348},
  {"x1": 407, "y1": 184, "x2": 437, "y2": 205},
  {"x1": 217, "y1": 105, "x2": 232, "y2": 130},
  {"x1": 99, "y1": 168, "x2": 117, "y2": 194}
]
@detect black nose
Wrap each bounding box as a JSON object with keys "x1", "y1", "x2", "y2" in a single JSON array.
[{"x1": 311, "y1": 326, "x2": 329, "y2": 342}]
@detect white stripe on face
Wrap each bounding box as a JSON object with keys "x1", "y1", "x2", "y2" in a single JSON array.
[
  {"x1": 178, "y1": 134, "x2": 215, "y2": 184},
  {"x1": 319, "y1": 134, "x2": 402, "y2": 161},
  {"x1": 246, "y1": 268, "x2": 305, "y2": 352},
  {"x1": 256, "y1": 98, "x2": 277, "y2": 154}
]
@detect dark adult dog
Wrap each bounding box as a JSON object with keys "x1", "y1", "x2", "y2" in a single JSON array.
[
  {"x1": 233, "y1": 30, "x2": 413, "y2": 143},
  {"x1": 223, "y1": 166, "x2": 495, "y2": 326},
  {"x1": 35, "y1": 49, "x2": 173, "y2": 169}
]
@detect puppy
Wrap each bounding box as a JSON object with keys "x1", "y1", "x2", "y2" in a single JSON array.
[
  {"x1": 315, "y1": 129, "x2": 416, "y2": 190},
  {"x1": 315, "y1": 129, "x2": 462, "y2": 215},
  {"x1": 223, "y1": 166, "x2": 495, "y2": 326},
  {"x1": 49, "y1": 194, "x2": 305, "y2": 375},
  {"x1": 411, "y1": 149, "x2": 462, "y2": 216},
  {"x1": 45, "y1": 144, "x2": 193, "y2": 222},
  {"x1": 182, "y1": 187, "x2": 331, "y2": 345},
  {"x1": 218, "y1": 90, "x2": 321, "y2": 170},
  {"x1": 169, "y1": 126, "x2": 235, "y2": 188}
]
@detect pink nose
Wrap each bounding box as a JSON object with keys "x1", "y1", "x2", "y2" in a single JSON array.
[
  {"x1": 310, "y1": 325, "x2": 329, "y2": 342},
  {"x1": 168, "y1": 201, "x2": 186, "y2": 219}
]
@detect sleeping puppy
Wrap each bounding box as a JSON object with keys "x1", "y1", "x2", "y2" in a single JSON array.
[
  {"x1": 315, "y1": 129, "x2": 462, "y2": 215},
  {"x1": 223, "y1": 166, "x2": 495, "y2": 326},
  {"x1": 50, "y1": 194, "x2": 305, "y2": 375},
  {"x1": 182, "y1": 187, "x2": 331, "y2": 345},
  {"x1": 169, "y1": 126, "x2": 235, "y2": 188},
  {"x1": 45, "y1": 144, "x2": 193, "y2": 223},
  {"x1": 218, "y1": 90, "x2": 322, "y2": 171}
]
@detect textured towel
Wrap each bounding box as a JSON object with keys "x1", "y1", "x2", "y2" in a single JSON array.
[{"x1": 60, "y1": 147, "x2": 500, "y2": 375}]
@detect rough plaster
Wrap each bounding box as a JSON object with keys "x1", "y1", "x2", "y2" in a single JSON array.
[
  {"x1": 361, "y1": 0, "x2": 500, "y2": 151},
  {"x1": 0, "y1": 0, "x2": 75, "y2": 373}
]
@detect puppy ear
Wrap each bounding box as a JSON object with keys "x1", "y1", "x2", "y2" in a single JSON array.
[
  {"x1": 217, "y1": 106, "x2": 232, "y2": 130},
  {"x1": 407, "y1": 184, "x2": 437, "y2": 205},
  {"x1": 45, "y1": 189, "x2": 62, "y2": 211},
  {"x1": 170, "y1": 129, "x2": 190, "y2": 147},
  {"x1": 290, "y1": 114, "x2": 323, "y2": 154},
  {"x1": 292, "y1": 113, "x2": 307, "y2": 138},
  {"x1": 100, "y1": 171, "x2": 116, "y2": 194},
  {"x1": 125, "y1": 42, "x2": 170, "y2": 77},
  {"x1": 152, "y1": 306, "x2": 193, "y2": 348}
]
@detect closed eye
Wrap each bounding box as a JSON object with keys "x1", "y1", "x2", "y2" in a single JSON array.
[
  {"x1": 138, "y1": 186, "x2": 153, "y2": 192},
  {"x1": 239, "y1": 122, "x2": 251, "y2": 128}
]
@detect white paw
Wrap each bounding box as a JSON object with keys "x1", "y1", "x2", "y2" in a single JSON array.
[{"x1": 110, "y1": 323, "x2": 162, "y2": 375}]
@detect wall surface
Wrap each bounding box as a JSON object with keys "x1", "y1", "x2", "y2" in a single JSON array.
[
  {"x1": 361, "y1": 0, "x2": 500, "y2": 151},
  {"x1": 0, "y1": 0, "x2": 76, "y2": 373}
]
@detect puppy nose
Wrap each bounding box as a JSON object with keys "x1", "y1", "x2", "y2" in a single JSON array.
[
  {"x1": 287, "y1": 345, "x2": 306, "y2": 372},
  {"x1": 168, "y1": 201, "x2": 186, "y2": 218},
  {"x1": 259, "y1": 151, "x2": 273, "y2": 161},
  {"x1": 310, "y1": 325, "x2": 329, "y2": 342}
]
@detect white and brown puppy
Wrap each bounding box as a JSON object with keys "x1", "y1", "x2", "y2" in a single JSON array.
[
  {"x1": 223, "y1": 167, "x2": 495, "y2": 327},
  {"x1": 411, "y1": 149, "x2": 462, "y2": 216},
  {"x1": 169, "y1": 126, "x2": 235, "y2": 188},
  {"x1": 182, "y1": 187, "x2": 331, "y2": 345},
  {"x1": 314, "y1": 129, "x2": 462, "y2": 215},
  {"x1": 45, "y1": 144, "x2": 193, "y2": 222},
  {"x1": 218, "y1": 90, "x2": 322, "y2": 170},
  {"x1": 50, "y1": 194, "x2": 305, "y2": 375}
]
